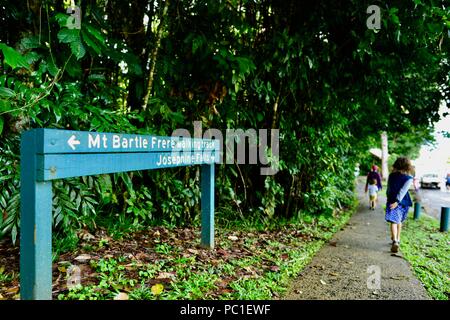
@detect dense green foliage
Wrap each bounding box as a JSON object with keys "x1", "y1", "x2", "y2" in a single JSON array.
[{"x1": 0, "y1": 1, "x2": 449, "y2": 242}]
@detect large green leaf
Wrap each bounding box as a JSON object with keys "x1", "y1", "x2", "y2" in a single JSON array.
[
  {"x1": 0, "y1": 87, "x2": 16, "y2": 98},
  {"x1": 47, "y1": 59, "x2": 61, "y2": 77},
  {"x1": 85, "y1": 24, "x2": 105, "y2": 43},
  {"x1": 0, "y1": 100, "x2": 11, "y2": 113},
  {"x1": 57, "y1": 28, "x2": 80, "y2": 44},
  {"x1": 70, "y1": 40, "x2": 86, "y2": 60},
  {"x1": 20, "y1": 36, "x2": 41, "y2": 50},
  {"x1": 81, "y1": 30, "x2": 102, "y2": 55},
  {"x1": 0, "y1": 43, "x2": 30, "y2": 69},
  {"x1": 57, "y1": 28, "x2": 86, "y2": 60}
]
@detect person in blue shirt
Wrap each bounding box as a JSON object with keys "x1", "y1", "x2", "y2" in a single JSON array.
[
  {"x1": 385, "y1": 157, "x2": 413, "y2": 253},
  {"x1": 446, "y1": 173, "x2": 450, "y2": 192}
]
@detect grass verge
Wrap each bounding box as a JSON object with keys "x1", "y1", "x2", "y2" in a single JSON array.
[{"x1": 401, "y1": 215, "x2": 450, "y2": 300}]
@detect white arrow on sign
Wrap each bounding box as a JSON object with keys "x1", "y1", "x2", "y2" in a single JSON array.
[{"x1": 67, "y1": 135, "x2": 81, "y2": 150}]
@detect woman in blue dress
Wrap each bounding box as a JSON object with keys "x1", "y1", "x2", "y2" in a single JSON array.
[{"x1": 385, "y1": 157, "x2": 414, "y2": 253}]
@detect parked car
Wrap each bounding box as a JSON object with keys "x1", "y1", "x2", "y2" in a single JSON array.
[{"x1": 420, "y1": 173, "x2": 441, "y2": 189}]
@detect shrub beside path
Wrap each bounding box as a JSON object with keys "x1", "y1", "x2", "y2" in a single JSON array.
[{"x1": 283, "y1": 181, "x2": 431, "y2": 300}]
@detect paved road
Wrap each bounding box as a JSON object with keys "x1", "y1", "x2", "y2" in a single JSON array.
[
  {"x1": 415, "y1": 188, "x2": 450, "y2": 220},
  {"x1": 283, "y1": 181, "x2": 430, "y2": 300}
]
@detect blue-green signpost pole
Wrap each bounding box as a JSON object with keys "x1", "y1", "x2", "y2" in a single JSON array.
[
  {"x1": 440, "y1": 207, "x2": 449, "y2": 232},
  {"x1": 201, "y1": 164, "x2": 215, "y2": 249},
  {"x1": 414, "y1": 202, "x2": 421, "y2": 220},
  {"x1": 20, "y1": 130, "x2": 53, "y2": 300}
]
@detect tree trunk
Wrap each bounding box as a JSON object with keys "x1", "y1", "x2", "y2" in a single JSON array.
[
  {"x1": 142, "y1": 0, "x2": 170, "y2": 111},
  {"x1": 381, "y1": 131, "x2": 389, "y2": 181}
]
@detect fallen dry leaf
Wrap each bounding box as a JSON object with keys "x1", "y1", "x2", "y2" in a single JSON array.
[
  {"x1": 124, "y1": 263, "x2": 143, "y2": 270},
  {"x1": 135, "y1": 252, "x2": 150, "y2": 261},
  {"x1": 187, "y1": 248, "x2": 199, "y2": 255},
  {"x1": 5, "y1": 286, "x2": 18, "y2": 294},
  {"x1": 320, "y1": 279, "x2": 327, "y2": 285},
  {"x1": 113, "y1": 292, "x2": 129, "y2": 300},
  {"x1": 217, "y1": 249, "x2": 228, "y2": 256},
  {"x1": 270, "y1": 265, "x2": 280, "y2": 272},
  {"x1": 74, "y1": 254, "x2": 92, "y2": 262},
  {"x1": 243, "y1": 266, "x2": 255, "y2": 274},
  {"x1": 210, "y1": 259, "x2": 221, "y2": 266},
  {"x1": 228, "y1": 235, "x2": 239, "y2": 241},
  {"x1": 156, "y1": 272, "x2": 176, "y2": 280},
  {"x1": 181, "y1": 252, "x2": 195, "y2": 259},
  {"x1": 220, "y1": 288, "x2": 233, "y2": 294},
  {"x1": 215, "y1": 280, "x2": 229, "y2": 288},
  {"x1": 82, "y1": 233, "x2": 95, "y2": 241}
]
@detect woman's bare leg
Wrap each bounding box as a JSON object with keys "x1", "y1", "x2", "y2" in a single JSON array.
[
  {"x1": 390, "y1": 223, "x2": 398, "y2": 242},
  {"x1": 397, "y1": 223, "x2": 402, "y2": 242}
]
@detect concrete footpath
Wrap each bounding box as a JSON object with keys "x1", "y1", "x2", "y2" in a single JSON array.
[{"x1": 284, "y1": 181, "x2": 431, "y2": 300}]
